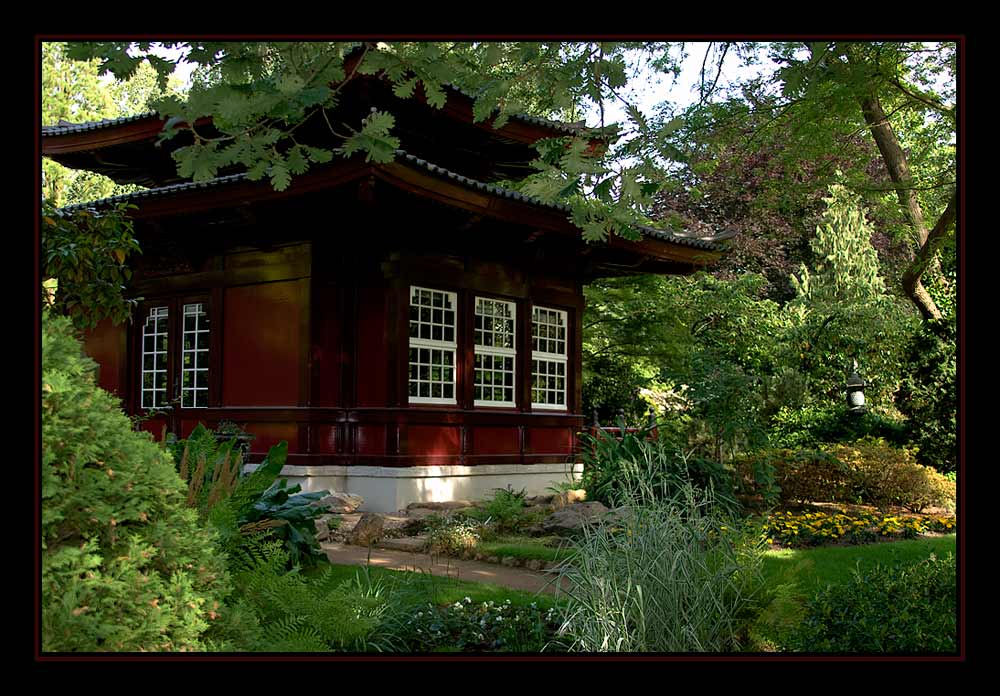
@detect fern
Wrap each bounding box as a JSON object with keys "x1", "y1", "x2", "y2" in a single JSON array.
[
  {"x1": 262, "y1": 616, "x2": 328, "y2": 653},
  {"x1": 226, "y1": 546, "x2": 393, "y2": 652}
]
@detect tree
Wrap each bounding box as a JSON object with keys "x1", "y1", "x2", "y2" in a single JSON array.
[
  {"x1": 41, "y1": 200, "x2": 141, "y2": 329},
  {"x1": 65, "y1": 41, "x2": 683, "y2": 243},
  {"x1": 787, "y1": 183, "x2": 916, "y2": 406},
  {"x1": 62, "y1": 41, "x2": 955, "y2": 321},
  {"x1": 684, "y1": 41, "x2": 957, "y2": 322},
  {"x1": 42, "y1": 41, "x2": 187, "y2": 207}
]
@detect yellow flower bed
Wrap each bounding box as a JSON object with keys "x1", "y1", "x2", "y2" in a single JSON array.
[{"x1": 764, "y1": 508, "x2": 955, "y2": 547}]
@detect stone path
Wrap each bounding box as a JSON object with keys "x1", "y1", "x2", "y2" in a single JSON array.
[{"x1": 321, "y1": 542, "x2": 569, "y2": 596}]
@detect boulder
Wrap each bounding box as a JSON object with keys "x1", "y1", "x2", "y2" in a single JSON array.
[
  {"x1": 406, "y1": 500, "x2": 475, "y2": 511},
  {"x1": 525, "y1": 494, "x2": 556, "y2": 506},
  {"x1": 347, "y1": 512, "x2": 385, "y2": 546},
  {"x1": 313, "y1": 492, "x2": 364, "y2": 514},
  {"x1": 405, "y1": 507, "x2": 448, "y2": 521},
  {"x1": 540, "y1": 501, "x2": 609, "y2": 535},
  {"x1": 313, "y1": 514, "x2": 339, "y2": 542},
  {"x1": 551, "y1": 489, "x2": 587, "y2": 510}
]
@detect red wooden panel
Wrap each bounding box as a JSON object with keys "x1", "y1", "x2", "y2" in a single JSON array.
[
  {"x1": 139, "y1": 417, "x2": 170, "y2": 442},
  {"x1": 246, "y1": 423, "x2": 299, "y2": 455},
  {"x1": 404, "y1": 425, "x2": 460, "y2": 456},
  {"x1": 222, "y1": 281, "x2": 304, "y2": 406},
  {"x1": 355, "y1": 286, "x2": 387, "y2": 406},
  {"x1": 82, "y1": 318, "x2": 125, "y2": 398},
  {"x1": 316, "y1": 425, "x2": 338, "y2": 454},
  {"x1": 527, "y1": 427, "x2": 574, "y2": 454},
  {"x1": 356, "y1": 425, "x2": 386, "y2": 455},
  {"x1": 179, "y1": 419, "x2": 204, "y2": 438},
  {"x1": 313, "y1": 285, "x2": 339, "y2": 407},
  {"x1": 472, "y1": 427, "x2": 520, "y2": 455}
]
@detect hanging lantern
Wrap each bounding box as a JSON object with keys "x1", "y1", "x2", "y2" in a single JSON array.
[{"x1": 845, "y1": 360, "x2": 867, "y2": 414}]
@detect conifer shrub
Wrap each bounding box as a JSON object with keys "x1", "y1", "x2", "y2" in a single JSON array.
[{"x1": 41, "y1": 311, "x2": 229, "y2": 652}]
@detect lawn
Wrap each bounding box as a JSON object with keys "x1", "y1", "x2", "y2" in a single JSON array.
[
  {"x1": 476, "y1": 535, "x2": 576, "y2": 564},
  {"x1": 313, "y1": 561, "x2": 562, "y2": 611},
  {"x1": 762, "y1": 534, "x2": 957, "y2": 591},
  {"x1": 752, "y1": 534, "x2": 957, "y2": 651}
]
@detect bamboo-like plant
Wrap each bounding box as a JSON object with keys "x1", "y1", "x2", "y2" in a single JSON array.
[{"x1": 553, "y1": 478, "x2": 766, "y2": 652}]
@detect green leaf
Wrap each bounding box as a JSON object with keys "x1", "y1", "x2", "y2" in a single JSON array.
[
  {"x1": 423, "y1": 82, "x2": 447, "y2": 110},
  {"x1": 392, "y1": 78, "x2": 418, "y2": 99},
  {"x1": 269, "y1": 161, "x2": 291, "y2": 191},
  {"x1": 659, "y1": 117, "x2": 684, "y2": 138},
  {"x1": 302, "y1": 146, "x2": 333, "y2": 163},
  {"x1": 286, "y1": 147, "x2": 309, "y2": 175}
]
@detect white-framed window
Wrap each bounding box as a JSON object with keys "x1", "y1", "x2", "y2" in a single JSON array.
[
  {"x1": 141, "y1": 306, "x2": 169, "y2": 409},
  {"x1": 531, "y1": 306, "x2": 568, "y2": 410},
  {"x1": 180, "y1": 303, "x2": 210, "y2": 408},
  {"x1": 408, "y1": 286, "x2": 457, "y2": 404},
  {"x1": 474, "y1": 297, "x2": 516, "y2": 407}
]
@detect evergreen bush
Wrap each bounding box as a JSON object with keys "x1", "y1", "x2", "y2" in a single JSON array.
[{"x1": 41, "y1": 311, "x2": 229, "y2": 652}]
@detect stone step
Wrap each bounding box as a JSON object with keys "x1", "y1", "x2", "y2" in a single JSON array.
[{"x1": 377, "y1": 536, "x2": 429, "y2": 553}]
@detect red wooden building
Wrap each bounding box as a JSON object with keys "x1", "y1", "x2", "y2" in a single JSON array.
[{"x1": 42, "y1": 69, "x2": 731, "y2": 511}]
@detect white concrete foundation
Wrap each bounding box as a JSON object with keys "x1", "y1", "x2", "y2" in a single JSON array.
[{"x1": 242, "y1": 462, "x2": 584, "y2": 512}]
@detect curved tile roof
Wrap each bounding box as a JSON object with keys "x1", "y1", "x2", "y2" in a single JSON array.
[
  {"x1": 42, "y1": 112, "x2": 161, "y2": 136},
  {"x1": 59, "y1": 151, "x2": 730, "y2": 252}
]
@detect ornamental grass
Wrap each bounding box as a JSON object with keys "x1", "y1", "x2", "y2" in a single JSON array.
[{"x1": 763, "y1": 509, "x2": 955, "y2": 548}]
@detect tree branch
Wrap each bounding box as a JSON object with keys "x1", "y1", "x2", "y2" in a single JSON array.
[{"x1": 902, "y1": 191, "x2": 957, "y2": 321}]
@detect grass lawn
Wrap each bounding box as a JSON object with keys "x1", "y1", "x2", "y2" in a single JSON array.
[
  {"x1": 753, "y1": 534, "x2": 956, "y2": 651},
  {"x1": 312, "y1": 561, "x2": 562, "y2": 611},
  {"x1": 762, "y1": 534, "x2": 957, "y2": 591},
  {"x1": 477, "y1": 535, "x2": 576, "y2": 563}
]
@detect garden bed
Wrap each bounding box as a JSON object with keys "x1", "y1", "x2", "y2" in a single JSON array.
[{"x1": 760, "y1": 501, "x2": 955, "y2": 549}]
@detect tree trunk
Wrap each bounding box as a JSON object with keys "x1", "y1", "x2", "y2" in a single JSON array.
[
  {"x1": 902, "y1": 192, "x2": 957, "y2": 321},
  {"x1": 856, "y1": 89, "x2": 952, "y2": 321}
]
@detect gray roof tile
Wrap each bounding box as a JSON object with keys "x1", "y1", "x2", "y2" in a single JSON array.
[{"x1": 59, "y1": 152, "x2": 728, "y2": 252}]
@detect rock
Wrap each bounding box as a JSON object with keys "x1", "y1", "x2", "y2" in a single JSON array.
[
  {"x1": 313, "y1": 514, "x2": 340, "y2": 542},
  {"x1": 501, "y1": 556, "x2": 517, "y2": 567},
  {"x1": 525, "y1": 494, "x2": 555, "y2": 506},
  {"x1": 380, "y1": 514, "x2": 411, "y2": 532},
  {"x1": 551, "y1": 489, "x2": 587, "y2": 510},
  {"x1": 378, "y1": 536, "x2": 428, "y2": 553},
  {"x1": 525, "y1": 503, "x2": 554, "y2": 517},
  {"x1": 540, "y1": 501, "x2": 609, "y2": 535},
  {"x1": 406, "y1": 500, "x2": 476, "y2": 511},
  {"x1": 347, "y1": 512, "x2": 384, "y2": 546},
  {"x1": 487, "y1": 556, "x2": 500, "y2": 564},
  {"x1": 405, "y1": 507, "x2": 448, "y2": 521},
  {"x1": 312, "y1": 492, "x2": 364, "y2": 514},
  {"x1": 525, "y1": 559, "x2": 543, "y2": 571}
]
